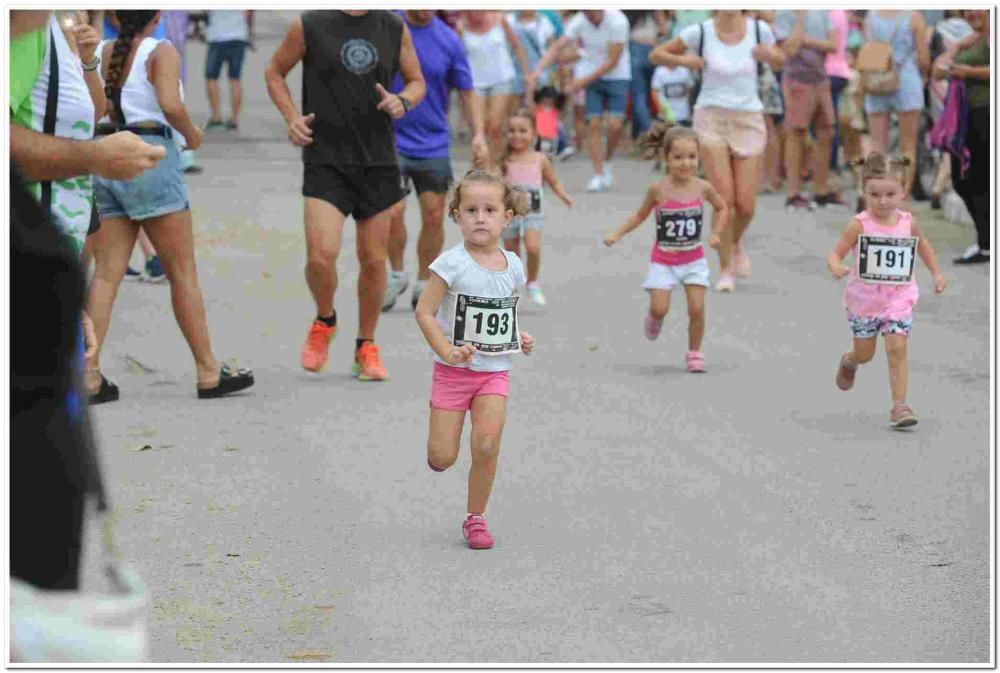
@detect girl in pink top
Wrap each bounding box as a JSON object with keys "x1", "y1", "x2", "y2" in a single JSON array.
[
  {"x1": 828, "y1": 153, "x2": 947, "y2": 429},
  {"x1": 500, "y1": 108, "x2": 574, "y2": 306},
  {"x1": 604, "y1": 125, "x2": 728, "y2": 372}
]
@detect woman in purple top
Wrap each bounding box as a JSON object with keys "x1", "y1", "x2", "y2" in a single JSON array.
[{"x1": 383, "y1": 10, "x2": 489, "y2": 311}]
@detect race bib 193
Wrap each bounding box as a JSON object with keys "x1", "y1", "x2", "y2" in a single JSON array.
[
  {"x1": 655, "y1": 204, "x2": 703, "y2": 251},
  {"x1": 453, "y1": 294, "x2": 521, "y2": 355},
  {"x1": 857, "y1": 234, "x2": 918, "y2": 285}
]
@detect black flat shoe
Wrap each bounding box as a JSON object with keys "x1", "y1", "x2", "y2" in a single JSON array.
[
  {"x1": 197, "y1": 364, "x2": 254, "y2": 399},
  {"x1": 88, "y1": 375, "x2": 119, "y2": 405},
  {"x1": 954, "y1": 251, "x2": 991, "y2": 265}
]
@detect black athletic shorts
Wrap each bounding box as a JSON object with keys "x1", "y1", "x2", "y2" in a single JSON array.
[
  {"x1": 399, "y1": 153, "x2": 453, "y2": 197},
  {"x1": 302, "y1": 163, "x2": 404, "y2": 221}
]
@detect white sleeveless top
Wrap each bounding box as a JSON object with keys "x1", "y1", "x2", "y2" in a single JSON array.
[
  {"x1": 101, "y1": 37, "x2": 183, "y2": 126},
  {"x1": 26, "y1": 15, "x2": 96, "y2": 252},
  {"x1": 463, "y1": 24, "x2": 516, "y2": 89},
  {"x1": 680, "y1": 18, "x2": 776, "y2": 113}
]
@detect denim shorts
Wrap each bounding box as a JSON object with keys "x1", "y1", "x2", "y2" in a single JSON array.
[
  {"x1": 847, "y1": 311, "x2": 913, "y2": 339},
  {"x1": 502, "y1": 213, "x2": 544, "y2": 241},
  {"x1": 475, "y1": 80, "x2": 516, "y2": 98},
  {"x1": 94, "y1": 135, "x2": 189, "y2": 221},
  {"x1": 205, "y1": 39, "x2": 247, "y2": 80},
  {"x1": 585, "y1": 79, "x2": 629, "y2": 120},
  {"x1": 863, "y1": 66, "x2": 924, "y2": 114},
  {"x1": 399, "y1": 154, "x2": 453, "y2": 196}
]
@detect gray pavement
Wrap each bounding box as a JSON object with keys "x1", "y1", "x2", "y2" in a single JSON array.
[{"x1": 82, "y1": 11, "x2": 991, "y2": 664}]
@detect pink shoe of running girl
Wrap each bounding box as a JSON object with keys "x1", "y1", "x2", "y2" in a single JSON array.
[
  {"x1": 735, "y1": 246, "x2": 751, "y2": 278},
  {"x1": 715, "y1": 272, "x2": 736, "y2": 293},
  {"x1": 686, "y1": 351, "x2": 706, "y2": 373},
  {"x1": 463, "y1": 515, "x2": 494, "y2": 549},
  {"x1": 644, "y1": 315, "x2": 662, "y2": 341}
]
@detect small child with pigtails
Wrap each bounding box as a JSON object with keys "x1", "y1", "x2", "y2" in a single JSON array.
[
  {"x1": 414, "y1": 169, "x2": 535, "y2": 550},
  {"x1": 828, "y1": 153, "x2": 947, "y2": 429},
  {"x1": 603, "y1": 123, "x2": 728, "y2": 373}
]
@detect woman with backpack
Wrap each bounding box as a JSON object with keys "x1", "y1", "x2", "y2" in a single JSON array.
[
  {"x1": 932, "y1": 9, "x2": 990, "y2": 265},
  {"x1": 860, "y1": 11, "x2": 930, "y2": 199},
  {"x1": 651, "y1": 11, "x2": 785, "y2": 293}
]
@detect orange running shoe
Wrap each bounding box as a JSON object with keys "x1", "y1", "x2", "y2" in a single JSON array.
[
  {"x1": 301, "y1": 320, "x2": 336, "y2": 372},
  {"x1": 352, "y1": 342, "x2": 389, "y2": 381}
]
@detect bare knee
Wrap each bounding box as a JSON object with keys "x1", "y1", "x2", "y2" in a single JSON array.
[
  {"x1": 471, "y1": 432, "x2": 501, "y2": 463},
  {"x1": 734, "y1": 198, "x2": 756, "y2": 223},
  {"x1": 525, "y1": 239, "x2": 541, "y2": 256},
  {"x1": 687, "y1": 302, "x2": 704, "y2": 321},
  {"x1": 854, "y1": 344, "x2": 877, "y2": 364},
  {"x1": 307, "y1": 247, "x2": 337, "y2": 273},
  {"x1": 358, "y1": 244, "x2": 387, "y2": 270},
  {"x1": 427, "y1": 444, "x2": 458, "y2": 471},
  {"x1": 884, "y1": 337, "x2": 908, "y2": 359}
]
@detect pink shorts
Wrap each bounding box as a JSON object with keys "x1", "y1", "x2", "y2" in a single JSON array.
[{"x1": 430, "y1": 361, "x2": 509, "y2": 411}]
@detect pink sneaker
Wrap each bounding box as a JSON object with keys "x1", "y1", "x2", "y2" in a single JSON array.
[
  {"x1": 644, "y1": 315, "x2": 662, "y2": 341},
  {"x1": 735, "y1": 246, "x2": 751, "y2": 278},
  {"x1": 715, "y1": 272, "x2": 735, "y2": 293},
  {"x1": 686, "y1": 350, "x2": 706, "y2": 373},
  {"x1": 463, "y1": 515, "x2": 494, "y2": 550}
]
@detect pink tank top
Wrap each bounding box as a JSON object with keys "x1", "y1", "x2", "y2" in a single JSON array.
[
  {"x1": 650, "y1": 198, "x2": 705, "y2": 266},
  {"x1": 505, "y1": 154, "x2": 543, "y2": 189},
  {"x1": 843, "y1": 209, "x2": 920, "y2": 320}
]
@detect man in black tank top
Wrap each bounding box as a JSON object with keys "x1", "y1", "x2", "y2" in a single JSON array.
[{"x1": 265, "y1": 10, "x2": 425, "y2": 381}]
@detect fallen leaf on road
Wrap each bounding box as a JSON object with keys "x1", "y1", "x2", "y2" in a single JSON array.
[
  {"x1": 589, "y1": 345, "x2": 599, "y2": 351},
  {"x1": 123, "y1": 354, "x2": 156, "y2": 374},
  {"x1": 286, "y1": 652, "x2": 330, "y2": 661},
  {"x1": 131, "y1": 444, "x2": 153, "y2": 452},
  {"x1": 262, "y1": 271, "x2": 272, "y2": 278},
  {"x1": 226, "y1": 553, "x2": 240, "y2": 557},
  {"x1": 224, "y1": 446, "x2": 239, "y2": 452}
]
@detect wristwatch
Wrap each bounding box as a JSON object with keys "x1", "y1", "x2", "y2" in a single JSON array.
[{"x1": 399, "y1": 95, "x2": 412, "y2": 114}]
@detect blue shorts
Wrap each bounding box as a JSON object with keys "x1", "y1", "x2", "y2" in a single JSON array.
[
  {"x1": 475, "y1": 80, "x2": 516, "y2": 98},
  {"x1": 847, "y1": 311, "x2": 913, "y2": 339},
  {"x1": 205, "y1": 40, "x2": 246, "y2": 80},
  {"x1": 94, "y1": 135, "x2": 189, "y2": 221},
  {"x1": 863, "y1": 66, "x2": 924, "y2": 114},
  {"x1": 585, "y1": 79, "x2": 629, "y2": 120},
  {"x1": 502, "y1": 213, "x2": 544, "y2": 241},
  {"x1": 399, "y1": 154, "x2": 453, "y2": 196}
]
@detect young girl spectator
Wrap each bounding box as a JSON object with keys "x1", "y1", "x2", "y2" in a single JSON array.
[
  {"x1": 87, "y1": 10, "x2": 253, "y2": 402},
  {"x1": 603, "y1": 125, "x2": 728, "y2": 372},
  {"x1": 500, "y1": 108, "x2": 574, "y2": 306},
  {"x1": 828, "y1": 153, "x2": 947, "y2": 428},
  {"x1": 414, "y1": 170, "x2": 535, "y2": 550},
  {"x1": 651, "y1": 10, "x2": 785, "y2": 293}
]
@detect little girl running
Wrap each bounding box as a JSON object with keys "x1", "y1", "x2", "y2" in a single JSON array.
[
  {"x1": 414, "y1": 169, "x2": 535, "y2": 550},
  {"x1": 501, "y1": 107, "x2": 573, "y2": 307},
  {"x1": 603, "y1": 124, "x2": 728, "y2": 373},
  {"x1": 828, "y1": 153, "x2": 947, "y2": 428}
]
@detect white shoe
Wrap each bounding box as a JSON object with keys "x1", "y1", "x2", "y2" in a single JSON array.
[
  {"x1": 381, "y1": 271, "x2": 409, "y2": 312},
  {"x1": 557, "y1": 145, "x2": 577, "y2": 161},
  {"x1": 602, "y1": 165, "x2": 614, "y2": 188},
  {"x1": 526, "y1": 282, "x2": 546, "y2": 306},
  {"x1": 586, "y1": 174, "x2": 606, "y2": 193}
]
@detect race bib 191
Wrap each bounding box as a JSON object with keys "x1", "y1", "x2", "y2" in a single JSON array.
[
  {"x1": 453, "y1": 294, "x2": 521, "y2": 355},
  {"x1": 655, "y1": 204, "x2": 703, "y2": 251},
  {"x1": 857, "y1": 234, "x2": 918, "y2": 285}
]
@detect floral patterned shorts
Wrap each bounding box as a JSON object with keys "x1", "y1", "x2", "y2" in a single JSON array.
[{"x1": 847, "y1": 311, "x2": 913, "y2": 339}]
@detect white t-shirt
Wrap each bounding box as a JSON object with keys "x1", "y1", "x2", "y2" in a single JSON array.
[
  {"x1": 206, "y1": 10, "x2": 248, "y2": 43},
  {"x1": 429, "y1": 243, "x2": 527, "y2": 372},
  {"x1": 565, "y1": 10, "x2": 632, "y2": 81},
  {"x1": 651, "y1": 65, "x2": 694, "y2": 122},
  {"x1": 680, "y1": 18, "x2": 775, "y2": 113}
]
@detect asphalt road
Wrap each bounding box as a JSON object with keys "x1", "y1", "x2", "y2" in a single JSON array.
[{"x1": 81, "y1": 11, "x2": 991, "y2": 664}]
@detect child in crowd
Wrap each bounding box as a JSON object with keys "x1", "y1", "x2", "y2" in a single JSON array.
[
  {"x1": 651, "y1": 61, "x2": 694, "y2": 128},
  {"x1": 604, "y1": 124, "x2": 728, "y2": 373},
  {"x1": 828, "y1": 153, "x2": 947, "y2": 428},
  {"x1": 414, "y1": 169, "x2": 535, "y2": 550},
  {"x1": 500, "y1": 108, "x2": 574, "y2": 307}
]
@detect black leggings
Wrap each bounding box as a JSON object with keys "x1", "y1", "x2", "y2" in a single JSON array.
[{"x1": 951, "y1": 106, "x2": 990, "y2": 251}]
